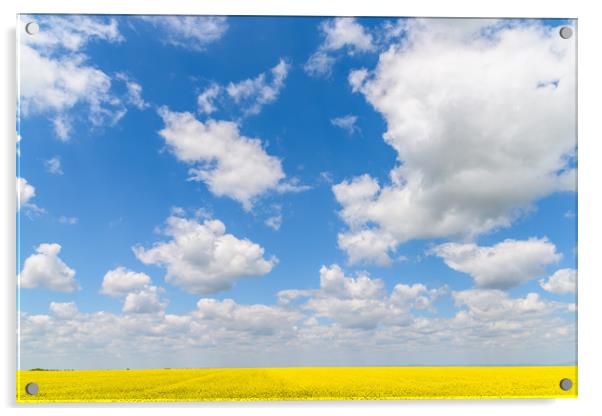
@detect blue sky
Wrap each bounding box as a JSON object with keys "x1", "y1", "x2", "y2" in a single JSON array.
[{"x1": 17, "y1": 15, "x2": 577, "y2": 369}]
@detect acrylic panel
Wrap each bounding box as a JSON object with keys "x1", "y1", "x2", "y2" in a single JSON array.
[{"x1": 16, "y1": 15, "x2": 577, "y2": 402}]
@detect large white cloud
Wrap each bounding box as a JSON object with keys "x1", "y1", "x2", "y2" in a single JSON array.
[
  {"x1": 335, "y1": 19, "x2": 576, "y2": 265},
  {"x1": 539, "y1": 268, "x2": 577, "y2": 294},
  {"x1": 304, "y1": 18, "x2": 374, "y2": 77},
  {"x1": 431, "y1": 238, "x2": 561, "y2": 289},
  {"x1": 19, "y1": 15, "x2": 127, "y2": 140},
  {"x1": 133, "y1": 214, "x2": 277, "y2": 294},
  {"x1": 139, "y1": 16, "x2": 228, "y2": 51},
  {"x1": 19, "y1": 243, "x2": 79, "y2": 292},
  {"x1": 158, "y1": 107, "x2": 292, "y2": 210}
]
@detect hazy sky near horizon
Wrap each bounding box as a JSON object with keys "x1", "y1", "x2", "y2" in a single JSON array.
[{"x1": 17, "y1": 15, "x2": 577, "y2": 369}]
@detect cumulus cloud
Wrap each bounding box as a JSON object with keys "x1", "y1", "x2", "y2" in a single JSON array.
[
  {"x1": 49, "y1": 301, "x2": 79, "y2": 319},
  {"x1": 44, "y1": 156, "x2": 63, "y2": 174},
  {"x1": 330, "y1": 115, "x2": 359, "y2": 135},
  {"x1": 100, "y1": 267, "x2": 166, "y2": 313},
  {"x1": 100, "y1": 267, "x2": 152, "y2": 297},
  {"x1": 195, "y1": 298, "x2": 301, "y2": 336},
  {"x1": 279, "y1": 264, "x2": 445, "y2": 330},
  {"x1": 304, "y1": 18, "x2": 374, "y2": 77},
  {"x1": 20, "y1": 265, "x2": 575, "y2": 369},
  {"x1": 19, "y1": 15, "x2": 127, "y2": 140},
  {"x1": 139, "y1": 16, "x2": 228, "y2": 51},
  {"x1": 19, "y1": 243, "x2": 79, "y2": 292},
  {"x1": 431, "y1": 238, "x2": 561, "y2": 289},
  {"x1": 338, "y1": 229, "x2": 398, "y2": 267},
  {"x1": 453, "y1": 289, "x2": 550, "y2": 321},
  {"x1": 122, "y1": 286, "x2": 167, "y2": 314},
  {"x1": 158, "y1": 106, "x2": 294, "y2": 210},
  {"x1": 133, "y1": 214, "x2": 277, "y2": 294},
  {"x1": 335, "y1": 19, "x2": 576, "y2": 264},
  {"x1": 539, "y1": 268, "x2": 576, "y2": 294}
]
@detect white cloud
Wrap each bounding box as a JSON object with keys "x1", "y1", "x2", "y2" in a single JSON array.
[
  {"x1": 453, "y1": 289, "x2": 550, "y2": 321},
  {"x1": 49, "y1": 301, "x2": 79, "y2": 319},
  {"x1": 195, "y1": 298, "x2": 300, "y2": 335},
  {"x1": 139, "y1": 16, "x2": 228, "y2": 51},
  {"x1": 348, "y1": 68, "x2": 369, "y2": 92},
  {"x1": 304, "y1": 18, "x2": 374, "y2": 77},
  {"x1": 321, "y1": 18, "x2": 375, "y2": 53},
  {"x1": 265, "y1": 214, "x2": 283, "y2": 231},
  {"x1": 44, "y1": 156, "x2": 63, "y2": 174},
  {"x1": 390, "y1": 283, "x2": 446, "y2": 311},
  {"x1": 19, "y1": 267, "x2": 574, "y2": 369},
  {"x1": 330, "y1": 115, "x2": 359, "y2": 135},
  {"x1": 21, "y1": 15, "x2": 122, "y2": 53},
  {"x1": 52, "y1": 115, "x2": 72, "y2": 141},
  {"x1": 338, "y1": 229, "x2": 398, "y2": 267},
  {"x1": 19, "y1": 15, "x2": 127, "y2": 140},
  {"x1": 432, "y1": 238, "x2": 561, "y2": 289},
  {"x1": 539, "y1": 268, "x2": 576, "y2": 294},
  {"x1": 16, "y1": 177, "x2": 36, "y2": 211},
  {"x1": 100, "y1": 267, "x2": 166, "y2": 313},
  {"x1": 279, "y1": 264, "x2": 445, "y2": 330},
  {"x1": 100, "y1": 267, "x2": 152, "y2": 297},
  {"x1": 116, "y1": 73, "x2": 149, "y2": 110},
  {"x1": 225, "y1": 59, "x2": 290, "y2": 116},
  {"x1": 123, "y1": 286, "x2": 167, "y2": 314},
  {"x1": 335, "y1": 19, "x2": 576, "y2": 264},
  {"x1": 303, "y1": 51, "x2": 336, "y2": 77},
  {"x1": 58, "y1": 216, "x2": 78, "y2": 225},
  {"x1": 157, "y1": 106, "x2": 288, "y2": 210},
  {"x1": 196, "y1": 59, "x2": 290, "y2": 117},
  {"x1": 197, "y1": 83, "x2": 220, "y2": 114},
  {"x1": 19, "y1": 45, "x2": 116, "y2": 131},
  {"x1": 19, "y1": 243, "x2": 79, "y2": 292},
  {"x1": 134, "y1": 214, "x2": 277, "y2": 294}
]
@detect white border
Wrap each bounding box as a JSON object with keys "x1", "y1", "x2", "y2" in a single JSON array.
[{"x1": 2, "y1": 0, "x2": 601, "y2": 414}]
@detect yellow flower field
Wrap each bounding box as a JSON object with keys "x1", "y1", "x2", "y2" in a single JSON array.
[{"x1": 16, "y1": 366, "x2": 577, "y2": 402}]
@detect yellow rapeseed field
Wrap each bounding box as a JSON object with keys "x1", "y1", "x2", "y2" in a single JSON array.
[{"x1": 16, "y1": 366, "x2": 577, "y2": 402}]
